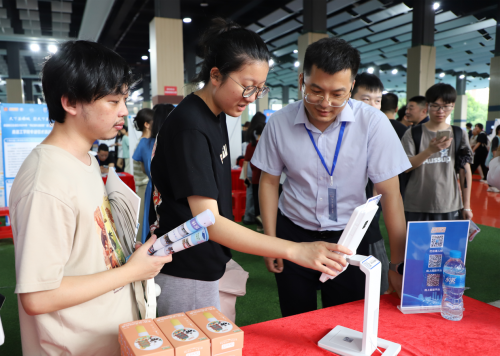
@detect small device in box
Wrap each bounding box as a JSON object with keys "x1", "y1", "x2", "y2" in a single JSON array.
[
  {"x1": 186, "y1": 307, "x2": 243, "y2": 355},
  {"x1": 118, "y1": 319, "x2": 174, "y2": 356},
  {"x1": 154, "y1": 313, "x2": 210, "y2": 356}
]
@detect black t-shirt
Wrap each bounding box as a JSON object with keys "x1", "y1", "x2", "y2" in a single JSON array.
[
  {"x1": 96, "y1": 154, "x2": 112, "y2": 166},
  {"x1": 476, "y1": 132, "x2": 488, "y2": 154},
  {"x1": 149, "y1": 93, "x2": 232, "y2": 281},
  {"x1": 389, "y1": 119, "x2": 408, "y2": 140}
]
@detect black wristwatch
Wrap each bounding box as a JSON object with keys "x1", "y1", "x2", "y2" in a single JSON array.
[{"x1": 389, "y1": 261, "x2": 404, "y2": 275}]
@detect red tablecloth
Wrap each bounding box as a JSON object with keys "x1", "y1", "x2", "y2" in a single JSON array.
[
  {"x1": 102, "y1": 172, "x2": 136, "y2": 192},
  {"x1": 241, "y1": 294, "x2": 500, "y2": 355}
]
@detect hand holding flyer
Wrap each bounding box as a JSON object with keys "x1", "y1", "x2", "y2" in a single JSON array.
[
  {"x1": 153, "y1": 228, "x2": 209, "y2": 257},
  {"x1": 148, "y1": 209, "x2": 215, "y2": 255}
]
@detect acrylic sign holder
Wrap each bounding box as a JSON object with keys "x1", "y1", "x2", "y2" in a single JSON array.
[{"x1": 318, "y1": 255, "x2": 401, "y2": 356}]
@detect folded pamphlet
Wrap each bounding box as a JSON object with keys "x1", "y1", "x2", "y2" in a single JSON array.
[{"x1": 148, "y1": 209, "x2": 215, "y2": 255}]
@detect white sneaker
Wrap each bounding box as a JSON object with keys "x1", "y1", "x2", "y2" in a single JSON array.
[
  {"x1": 480, "y1": 179, "x2": 488, "y2": 183},
  {"x1": 487, "y1": 187, "x2": 500, "y2": 193}
]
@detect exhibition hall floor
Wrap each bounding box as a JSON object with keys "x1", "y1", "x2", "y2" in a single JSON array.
[
  {"x1": 0, "y1": 174, "x2": 499, "y2": 355},
  {"x1": 469, "y1": 175, "x2": 500, "y2": 229}
]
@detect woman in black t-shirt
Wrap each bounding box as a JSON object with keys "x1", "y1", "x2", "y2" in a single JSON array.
[{"x1": 149, "y1": 18, "x2": 352, "y2": 316}]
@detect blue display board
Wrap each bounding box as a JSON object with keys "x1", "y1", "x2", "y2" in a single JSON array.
[
  {"x1": 263, "y1": 109, "x2": 275, "y2": 122},
  {"x1": 0, "y1": 104, "x2": 51, "y2": 206},
  {"x1": 400, "y1": 220, "x2": 469, "y2": 314}
]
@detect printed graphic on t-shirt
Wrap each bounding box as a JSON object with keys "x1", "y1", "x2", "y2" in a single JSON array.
[
  {"x1": 423, "y1": 148, "x2": 451, "y2": 165},
  {"x1": 94, "y1": 195, "x2": 126, "y2": 271},
  {"x1": 220, "y1": 144, "x2": 228, "y2": 163},
  {"x1": 151, "y1": 139, "x2": 158, "y2": 162},
  {"x1": 150, "y1": 185, "x2": 162, "y2": 234}
]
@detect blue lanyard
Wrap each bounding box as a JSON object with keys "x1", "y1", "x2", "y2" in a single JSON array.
[{"x1": 304, "y1": 122, "x2": 347, "y2": 185}]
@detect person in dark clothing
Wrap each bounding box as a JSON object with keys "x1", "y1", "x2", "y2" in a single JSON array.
[
  {"x1": 406, "y1": 96, "x2": 429, "y2": 126},
  {"x1": 244, "y1": 122, "x2": 266, "y2": 231},
  {"x1": 96, "y1": 143, "x2": 115, "y2": 174},
  {"x1": 466, "y1": 123, "x2": 473, "y2": 139},
  {"x1": 471, "y1": 123, "x2": 489, "y2": 182},
  {"x1": 381, "y1": 93, "x2": 408, "y2": 140},
  {"x1": 148, "y1": 17, "x2": 351, "y2": 316},
  {"x1": 397, "y1": 105, "x2": 413, "y2": 128}
]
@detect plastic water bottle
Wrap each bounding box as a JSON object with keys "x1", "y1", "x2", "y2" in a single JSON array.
[{"x1": 441, "y1": 250, "x2": 466, "y2": 321}]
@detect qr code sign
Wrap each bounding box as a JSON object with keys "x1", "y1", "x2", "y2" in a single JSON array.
[
  {"x1": 430, "y1": 234, "x2": 444, "y2": 248},
  {"x1": 427, "y1": 274, "x2": 441, "y2": 287},
  {"x1": 428, "y1": 254, "x2": 442, "y2": 268}
]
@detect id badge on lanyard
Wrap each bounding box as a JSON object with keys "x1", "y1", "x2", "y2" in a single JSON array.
[
  {"x1": 328, "y1": 186, "x2": 337, "y2": 221},
  {"x1": 305, "y1": 122, "x2": 346, "y2": 222}
]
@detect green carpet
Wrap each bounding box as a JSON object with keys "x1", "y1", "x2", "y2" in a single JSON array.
[{"x1": 1, "y1": 219, "x2": 498, "y2": 355}]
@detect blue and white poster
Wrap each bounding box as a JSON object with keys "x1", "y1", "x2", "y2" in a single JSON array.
[
  {"x1": 399, "y1": 220, "x2": 469, "y2": 314},
  {"x1": 0, "y1": 104, "x2": 51, "y2": 206}
]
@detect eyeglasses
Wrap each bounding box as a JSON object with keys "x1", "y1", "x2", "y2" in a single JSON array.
[
  {"x1": 229, "y1": 76, "x2": 270, "y2": 99},
  {"x1": 302, "y1": 83, "x2": 353, "y2": 108},
  {"x1": 429, "y1": 104, "x2": 454, "y2": 112}
]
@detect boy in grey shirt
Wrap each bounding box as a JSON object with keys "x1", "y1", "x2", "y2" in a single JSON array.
[{"x1": 402, "y1": 83, "x2": 473, "y2": 221}]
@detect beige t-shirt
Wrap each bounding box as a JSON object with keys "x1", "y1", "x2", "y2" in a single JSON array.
[
  {"x1": 11, "y1": 144, "x2": 138, "y2": 356},
  {"x1": 402, "y1": 125, "x2": 472, "y2": 213}
]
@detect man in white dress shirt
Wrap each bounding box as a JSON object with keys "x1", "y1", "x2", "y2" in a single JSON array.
[{"x1": 252, "y1": 37, "x2": 411, "y2": 317}]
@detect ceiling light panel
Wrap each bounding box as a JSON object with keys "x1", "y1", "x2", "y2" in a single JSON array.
[
  {"x1": 19, "y1": 10, "x2": 39, "y2": 21},
  {"x1": 52, "y1": 22, "x2": 70, "y2": 31},
  {"x1": 260, "y1": 20, "x2": 301, "y2": 42},
  {"x1": 367, "y1": 3, "x2": 410, "y2": 23},
  {"x1": 367, "y1": 24, "x2": 412, "y2": 43},
  {"x1": 327, "y1": 12, "x2": 353, "y2": 29},
  {"x1": 270, "y1": 31, "x2": 300, "y2": 48},
  {"x1": 258, "y1": 8, "x2": 291, "y2": 27},
  {"x1": 51, "y1": 1, "x2": 72, "y2": 13},
  {"x1": 246, "y1": 23, "x2": 262, "y2": 33},
  {"x1": 433, "y1": 11, "x2": 458, "y2": 26},
  {"x1": 22, "y1": 20, "x2": 41, "y2": 30},
  {"x1": 435, "y1": 15, "x2": 477, "y2": 32},
  {"x1": 334, "y1": 19, "x2": 369, "y2": 35},
  {"x1": 285, "y1": 0, "x2": 302, "y2": 13},
  {"x1": 339, "y1": 28, "x2": 372, "y2": 42},
  {"x1": 350, "y1": 39, "x2": 368, "y2": 47},
  {"x1": 360, "y1": 50, "x2": 382, "y2": 59},
  {"x1": 16, "y1": 0, "x2": 38, "y2": 10},
  {"x1": 369, "y1": 13, "x2": 412, "y2": 33},
  {"x1": 273, "y1": 44, "x2": 297, "y2": 57},
  {"x1": 52, "y1": 13, "x2": 71, "y2": 23},
  {"x1": 327, "y1": 0, "x2": 358, "y2": 15},
  {"x1": 352, "y1": 0, "x2": 383, "y2": 16},
  {"x1": 435, "y1": 19, "x2": 496, "y2": 41}
]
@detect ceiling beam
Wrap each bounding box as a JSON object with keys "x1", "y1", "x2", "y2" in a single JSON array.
[
  {"x1": 100, "y1": 0, "x2": 137, "y2": 47},
  {"x1": 78, "y1": 0, "x2": 115, "y2": 41}
]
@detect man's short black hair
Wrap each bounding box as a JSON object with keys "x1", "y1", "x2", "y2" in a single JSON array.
[
  {"x1": 466, "y1": 123, "x2": 472, "y2": 128},
  {"x1": 352, "y1": 73, "x2": 384, "y2": 96},
  {"x1": 381, "y1": 93, "x2": 398, "y2": 113},
  {"x1": 475, "y1": 123, "x2": 484, "y2": 130},
  {"x1": 425, "y1": 83, "x2": 457, "y2": 104},
  {"x1": 98, "y1": 143, "x2": 109, "y2": 152},
  {"x1": 303, "y1": 37, "x2": 360, "y2": 80},
  {"x1": 397, "y1": 105, "x2": 406, "y2": 121},
  {"x1": 408, "y1": 95, "x2": 427, "y2": 107},
  {"x1": 42, "y1": 40, "x2": 136, "y2": 124}
]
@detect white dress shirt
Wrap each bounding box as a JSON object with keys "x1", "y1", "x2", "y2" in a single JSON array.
[{"x1": 251, "y1": 99, "x2": 411, "y2": 231}]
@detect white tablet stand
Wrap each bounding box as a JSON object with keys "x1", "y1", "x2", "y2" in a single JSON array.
[{"x1": 318, "y1": 255, "x2": 401, "y2": 356}]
